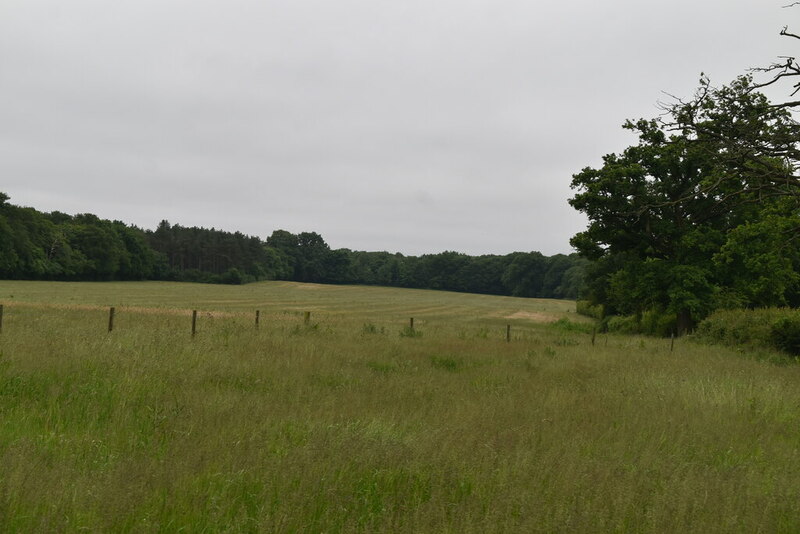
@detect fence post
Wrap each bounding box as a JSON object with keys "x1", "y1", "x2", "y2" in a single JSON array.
[
  {"x1": 591, "y1": 326, "x2": 596, "y2": 346},
  {"x1": 506, "y1": 324, "x2": 511, "y2": 342},
  {"x1": 255, "y1": 310, "x2": 260, "y2": 328},
  {"x1": 304, "y1": 311, "x2": 311, "y2": 325},
  {"x1": 108, "y1": 307, "x2": 115, "y2": 332},
  {"x1": 410, "y1": 317, "x2": 414, "y2": 332},
  {"x1": 192, "y1": 310, "x2": 198, "y2": 337},
  {"x1": 670, "y1": 332, "x2": 675, "y2": 352},
  {"x1": 0, "y1": 304, "x2": 3, "y2": 334}
]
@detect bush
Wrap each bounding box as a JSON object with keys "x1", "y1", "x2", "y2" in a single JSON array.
[
  {"x1": 549, "y1": 317, "x2": 594, "y2": 334},
  {"x1": 605, "y1": 315, "x2": 639, "y2": 334},
  {"x1": 600, "y1": 310, "x2": 676, "y2": 337},
  {"x1": 220, "y1": 268, "x2": 244, "y2": 285},
  {"x1": 576, "y1": 300, "x2": 604, "y2": 319},
  {"x1": 696, "y1": 308, "x2": 800, "y2": 356},
  {"x1": 640, "y1": 310, "x2": 677, "y2": 337},
  {"x1": 771, "y1": 317, "x2": 800, "y2": 356}
]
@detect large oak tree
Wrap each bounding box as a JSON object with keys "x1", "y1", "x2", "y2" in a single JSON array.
[{"x1": 569, "y1": 77, "x2": 800, "y2": 333}]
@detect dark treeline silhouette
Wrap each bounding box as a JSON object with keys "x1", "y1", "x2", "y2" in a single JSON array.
[{"x1": 0, "y1": 192, "x2": 586, "y2": 298}]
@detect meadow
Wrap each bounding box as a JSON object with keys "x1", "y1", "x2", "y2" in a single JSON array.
[{"x1": 0, "y1": 280, "x2": 799, "y2": 532}]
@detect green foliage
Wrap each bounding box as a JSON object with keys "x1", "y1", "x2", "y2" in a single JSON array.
[
  {"x1": 605, "y1": 315, "x2": 641, "y2": 335},
  {"x1": 0, "y1": 192, "x2": 587, "y2": 298},
  {"x1": 640, "y1": 309, "x2": 678, "y2": 337},
  {"x1": 220, "y1": 268, "x2": 245, "y2": 285},
  {"x1": 549, "y1": 317, "x2": 595, "y2": 334},
  {"x1": 576, "y1": 300, "x2": 603, "y2": 319},
  {"x1": 713, "y1": 212, "x2": 800, "y2": 308},
  {"x1": 771, "y1": 317, "x2": 800, "y2": 356},
  {"x1": 696, "y1": 308, "x2": 800, "y2": 356},
  {"x1": 603, "y1": 310, "x2": 677, "y2": 337},
  {"x1": 570, "y1": 76, "x2": 800, "y2": 331}
]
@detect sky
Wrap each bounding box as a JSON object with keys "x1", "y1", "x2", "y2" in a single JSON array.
[{"x1": 0, "y1": 1, "x2": 794, "y2": 256}]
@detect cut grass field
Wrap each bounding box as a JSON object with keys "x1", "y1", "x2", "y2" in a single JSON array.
[{"x1": 0, "y1": 280, "x2": 799, "y2": 532}]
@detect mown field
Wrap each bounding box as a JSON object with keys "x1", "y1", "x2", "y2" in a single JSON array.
[{"x1": 0, "y1": 280, "x2": 799, "y2": 532}]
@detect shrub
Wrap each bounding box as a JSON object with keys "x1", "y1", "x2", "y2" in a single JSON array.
[
  {"x1": 600, "y1": 310, "x2": 676, "y2": 337},
  {"x1": 696, "y1": 308, "x2": 800, "y2": 356},
  {"x1": 640, "y1": 309, "x2": 677, "y2": 337},
  {"x1": 771, "y1": 317, "x2": 800, "y2": 356},
  {"x1": 605, "y1": 315, "x2": 639, "y2": 334},
  {"x1": 220, "y1": 268, "x2": 244, "y2": 285},
  {"x1": 549, "y1": 317, "x2": 594, "y2": 334},
  {"x1": 576, "y1": 300, "x2": 604, "y2": 319}
]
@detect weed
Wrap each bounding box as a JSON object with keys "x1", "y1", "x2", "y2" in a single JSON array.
[
  {"x1": 361, "y1": 322, "x2": 384, "y2": 335},
  {"x1": 366, "y1": 361, "x2": 396, "y2": 374},
  {"x1": 429, "y1": 355, "x2": 463, "y2": 372},
  {"x1": 399, "y1": 326, "x2": 422, "y2": 338}
]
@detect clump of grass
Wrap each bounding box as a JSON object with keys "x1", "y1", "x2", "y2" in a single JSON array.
[
  {"x1": 399, "y1": 326, "x2": 422, "y2": 338},
  {"x1": 474, "y1": 327, "x2": 490, "y2": 339},
  {"x1": 361, "y1": 322, "x2": 384, "y2": 335},
  {"x1": 429, "y1": 355, "x2": 463, "y2": 372},
  {"x1": 290, "y1": 322, "x2": 320, "y2": 335},
  {"x1": 366, "y1": 361, "x2": 396, "y2": 374}
]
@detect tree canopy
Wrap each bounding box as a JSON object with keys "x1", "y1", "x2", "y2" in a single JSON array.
[
  {"x1": 570, "y1": 75, "x2": 800, "y2": 333},
  {"x1": 0, "y1": 193, "x2": 586, "y2": 299}
]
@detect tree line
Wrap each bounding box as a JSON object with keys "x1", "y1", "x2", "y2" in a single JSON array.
[
  {"x1": 569, "y1": 7, "x2": 800, "y2": 334},
  {"x1": 0, "y1": 192, "x2": 587, "y2": 299}
]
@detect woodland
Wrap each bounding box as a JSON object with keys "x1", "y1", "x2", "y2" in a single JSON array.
[{"x1": 0, "y1": 194, "x2": 586, "y2": 300}]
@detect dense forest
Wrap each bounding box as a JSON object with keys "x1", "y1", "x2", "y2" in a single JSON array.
[
  {"x1": 568, "y1": 13, "x2": 800, "y2": 334},
  {"x1": 0, "y1": 192, "x2": 587, "y2": 299}
]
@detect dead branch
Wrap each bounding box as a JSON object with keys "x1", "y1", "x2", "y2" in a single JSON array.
[{"x1": 780, "y1": 26, "x2": 800, "y2": 40}]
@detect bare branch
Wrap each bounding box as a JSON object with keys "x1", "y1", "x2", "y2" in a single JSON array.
[
  {"x1": 780, "y1": 26, "x2": 800, "y2": 40},
  {"x1": 770, "y1": 99, "x2": 800, "y2": 109}
]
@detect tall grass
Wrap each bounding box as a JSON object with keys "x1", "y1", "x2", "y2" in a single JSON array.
[{"x1": 0, "y1": 282, "x2": 798, "y2": 531}]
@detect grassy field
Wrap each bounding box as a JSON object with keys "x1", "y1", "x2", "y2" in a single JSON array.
[{"x1": 0, "y1": 281, "x2": 799, "y2": 532}]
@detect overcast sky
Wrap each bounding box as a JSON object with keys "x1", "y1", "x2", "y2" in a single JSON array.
[{"x1": 0, "y1": 1, "x2": 793, "y2": 256}]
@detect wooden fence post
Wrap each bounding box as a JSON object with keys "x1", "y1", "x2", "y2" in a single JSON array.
[
  {"x1": 192, "y1": 310, "x2": 198, "y2": 337},
  {"x1": 108, "y1": 307, "x2": 115, "y2": 332},
  {"x1": 591, "y1": 326, "x2": 596, "y2": 346},
  {"x1": 304, "y1": 311, "x2": 311, "y2": 325},
  {"x1": 409, "y1": 317, "x2": 414, "y2": 332},
  {"x1": 670, "y1": 332, "x2": 675, "y2": 352},
  {"x1": 506, "y1": 324, "x2": 511, "y2": 342},
  {"x1": 255, "y1": 310, "x2": 260, "y2": 328}
]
